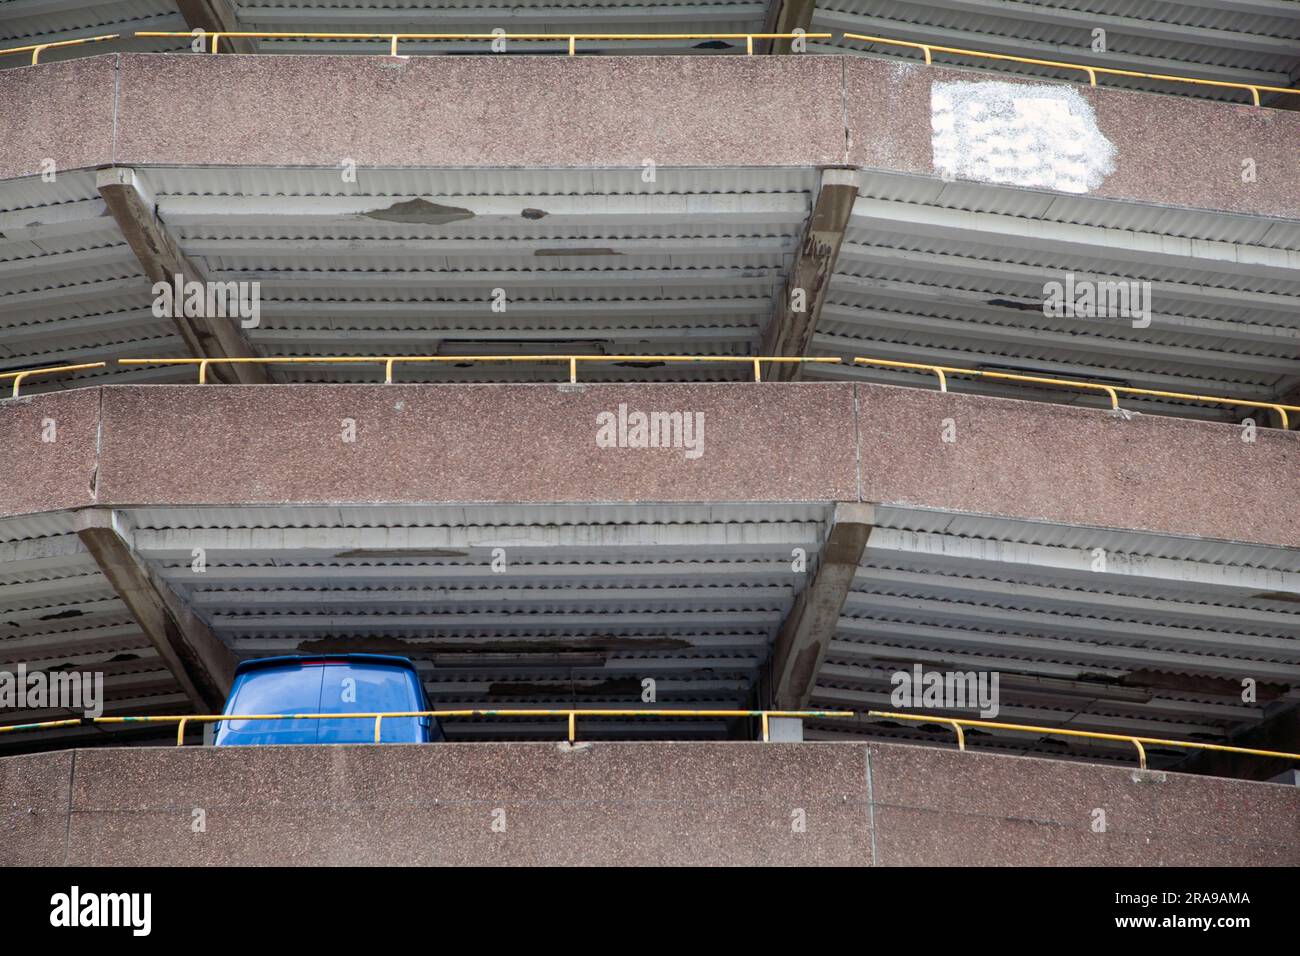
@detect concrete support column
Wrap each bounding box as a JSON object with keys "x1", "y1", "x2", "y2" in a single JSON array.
[
  {"x1": 762, "y1": 0, "x2": 818, "y2": 55},
  {"x1": 760, "y1": 169, "x2": 859, "y2": 380},
  {"x1": 175, "y1": 0, "x2": 257, "y2": 54},
  {"x1": 769, "y1": 502, "x2": 875, "y2": 709},
  {"x1": 97, "y1": 167, "x2": 269, "y2": 385},
  {"x1": 75, "y1": 509, "x2": 237, "y2": 712}
]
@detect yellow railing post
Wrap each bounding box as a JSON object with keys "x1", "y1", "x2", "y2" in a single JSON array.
[
  {"x1": 568, "y1": 712, "x2": 576, "y2": 742},
  {"x1": 122, "y1": 31, "x2": 842, "y2": 60},
  {"x1": 1132, "y1": 738, "x2": 1147, "y2": 770},
  {"x1": 2, "y1": 362, "x2": 107, "y2": 399},
  {"x1": 374, "y1": 714, "x2": 384, "y2": 743},
  {"x1": 0, "y1": 34, "x2": 120, "y2": 64},
  {"x1": 176, "y1": 718, "x2": 188, "y2": 746}
]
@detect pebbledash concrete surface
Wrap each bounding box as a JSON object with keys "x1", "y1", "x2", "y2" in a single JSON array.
[
  {"x1": 0, "y1": 54, "x2": 1297, "y2": 220},
  {"x1": 3, "y1": 382, "x2": 1298, "y2": 548},
  {"x1": 2, "y1": 741, "x2": 1296, "y2": 866}
]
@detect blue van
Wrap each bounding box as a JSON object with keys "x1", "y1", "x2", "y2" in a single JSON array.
[{"x1": 214, "y1": 655, "x2": 443, "y2": 745}]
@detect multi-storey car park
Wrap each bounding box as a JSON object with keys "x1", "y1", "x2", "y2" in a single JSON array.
[{"x1": 0, "y1": 1, "x2": 1297, "y2": 866}]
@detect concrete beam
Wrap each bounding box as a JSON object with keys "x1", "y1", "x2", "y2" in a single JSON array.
[
  {"x1": 74, "y1": 510, "x2": 237, "y2": 712},
  {"x1": 155, "y1": 193, "x2": 809, "y2": 228},
  {"x1": 769, "y1": 502, "x2": 874, "y2": 709},
  {"x1": 762, "y1": 0, "x2": 817, "y2": 54},
  {"x1": 175, "y1": 0, "x2": 257, "y2": 54},
  {"x1": 130, "y1": 522, "x2": 823, "y2": 561},
  {"x1": 760, "y1": 169, "x2": 859, "y2": 380},
  {"x1": 95, "y1": 167, "x2": 269, "y2": 385}
]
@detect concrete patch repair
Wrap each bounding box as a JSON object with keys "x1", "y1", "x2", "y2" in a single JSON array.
[{"x1": 930, "y1": 80, "x2": 1116, "y2": 193}]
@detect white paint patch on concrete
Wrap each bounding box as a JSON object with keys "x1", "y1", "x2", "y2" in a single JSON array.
[{"x1": 931, "y1": 80, "x2": 1116, "y2": 194}]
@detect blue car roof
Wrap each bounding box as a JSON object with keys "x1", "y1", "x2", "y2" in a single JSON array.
[{"x1": 232, "y1": 654, "x2": 420, "y2": 676}]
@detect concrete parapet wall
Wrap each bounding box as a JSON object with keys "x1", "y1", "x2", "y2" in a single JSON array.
[
  {"x1": 2, "y1": 741, "x2": 1295, "y2": 865},
  {"x1": 4, "y1": 382, "x2": 1296, "y2": 548},
  {"x1": 1, "y1": 55, "x2": 1297, "y2": 220}
]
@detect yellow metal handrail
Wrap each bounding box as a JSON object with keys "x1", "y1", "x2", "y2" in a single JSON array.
[
  {"x1": 0, "y1": 362, "x2": 107, "y2": 399},
  {"x1": 0, "y1": 354, "x2": 1279, "y2": 427},
  {"x1": 5, "y1": 30, "x2": 1298, "y2": 108},
  {"x1": 4, "y1": 708, "x2": 1297, "y2": 768},
  {"x1": 0, "y1": 709, "x2": 851, "y2": 744},
  {"x1": 852, "y1": 356, "x2": 1299, "y2": 429},
  {"x1": 135, "y1": 31, "x2": 830, "y2": 56},
  {"x1": 0, "y1": 34, "x2": 120, "y2": 65},
  {"x1": 842, "y1": 32, "x2": 1300, "y2": 108},
  {"x1": 117, "y1": 355, "x2": 843, "y2": 384},
  {"x1": 3, "y1": 355, "x2": 1293, "y2": 427},
  {"x1": 867, "y1": 710, "x2": 1299, "y2": 771}
]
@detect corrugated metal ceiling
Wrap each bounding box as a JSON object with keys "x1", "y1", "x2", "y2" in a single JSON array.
[
  {"x1": 0, "y1": 172, "x2": 190, "y2": 388},
  {"x1": 0, "y1": 0, "x2": 188, "y2": 64},
  {"x1": 0, "y1": 513, "x2": 189, "y2": 749},
  {"x1": 124, "y1": 166, "x2": 813, "y2": 385},
  {"x1": 4, "y1": 164, "x2": 1298, "y2": 415},
  {"x1": 809, "y1": 505, "x2": 1300, "y2": 764},
  {"x1": 811, "y1": 0, "x2": 1300, "y2": 103},
  {"x1": 2, "y1": 501, "x2": 1296, "y2": 758},
  {"x1": 118, "y1": 502, "x2": 831, "y2": 741},
  {"x1": 809, "y1": 172, "x2": 1300, "y2": 418}
]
